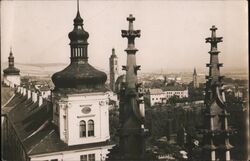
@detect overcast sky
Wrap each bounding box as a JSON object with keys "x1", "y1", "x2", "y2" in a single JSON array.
[{"x1": 1, "y1": 0, "x2": 248, "y2": 73}]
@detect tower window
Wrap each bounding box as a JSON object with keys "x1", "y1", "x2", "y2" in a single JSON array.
[
  {"x1": 80, "y1": 155, "x2": 87, "y2": 161},
  {"x1": 88, "y1": 120, "x2": 94, "y2": 136},
  {"x1": 88, "y1": 154, "x2": 95, "y2": 161},
  {"x1": 114, "y1": 60, "x2": 117, "y2": 65},
  {"x1": 80, "y1": 120, "x2": 86, "y2": 137}
]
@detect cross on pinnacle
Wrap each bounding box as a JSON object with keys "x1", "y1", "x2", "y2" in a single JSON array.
[
  {"x1": 127, "y1": 14, "x2": 135, "y2": 31},
  {"x1": 205, "y1": 25, "x2": 223, "y2": 48},
  {"x1": 121, "y1": 14, "x2": 141, "y2": 52},
  {"x1": 210, "y1": 25, "x2": 218, "y2": 38}
]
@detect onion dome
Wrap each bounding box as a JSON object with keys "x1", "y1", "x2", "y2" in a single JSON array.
[
  {"x1": 52, "y1": 8, "x2": 107, "y2": 92},
  {"x1": 68, "y1": 11, "x2": 89, "y2": 45},
  {"x1": 3, "y1": 49, "x2": 20, "y2": 75}
]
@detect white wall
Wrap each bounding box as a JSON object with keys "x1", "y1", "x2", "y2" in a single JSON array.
[
  {"x1": 149, "y1": 93, "x2": 165, "y2": 106},
  {"x1": 30, "y1": 145, "x2": 113, "y2": 161},
  {"x1": 164, "y1": 89, "x2": 188, "y2": 99},
  {"x1": 4, "y1": 75, "x2": 20, "y2": 87},
  {"x1": 53, "y1": 92, "x2": 110, "y2": 146}
]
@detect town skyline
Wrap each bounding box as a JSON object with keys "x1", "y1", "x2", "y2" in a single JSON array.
[{"x1": 1, "y1": 1, "x2": 248, "y2": 73}]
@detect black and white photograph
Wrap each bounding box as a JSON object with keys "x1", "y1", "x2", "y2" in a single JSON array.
[{"x1": 1, "y1": 0, "x2": 249, "y2": 161}]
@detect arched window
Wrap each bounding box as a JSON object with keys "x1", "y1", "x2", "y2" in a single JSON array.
[
  {"x1": 79, "y1": 120, "x2": 86, "y2": 137},
  {"x1": 88, "y1": 120, "x2": 94, "y2": 136}
]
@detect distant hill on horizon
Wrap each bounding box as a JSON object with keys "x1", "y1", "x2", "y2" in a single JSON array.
[{"x1": 1, "y1": 62, "x2": 248, "y2": 79}]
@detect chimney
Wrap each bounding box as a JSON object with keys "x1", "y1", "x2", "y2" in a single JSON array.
[
  {"x1": 17, "y1": 87, "x2": 21, "y2": 93},
  {"x1": 38, "y1": 95, "x2": 43, "y2": 106},
  {"x1": 23, "y1": 88, "x2": 27, "y2": 96},
  {"x1": 21, "y1": 87, "x2": 24, "y2": 95},
  {"x1": 32, "y1": 91, "x2": 38, "y2": 103},
  {"x1": 27, "y1": 90, "x2": 31, "y2": 99}
]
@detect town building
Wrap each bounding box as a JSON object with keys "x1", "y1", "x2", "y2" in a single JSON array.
[
  {"x1": 3, "y1": 48, "x2": 20, "y2": 87},
  {"x1": 109, "y1": 48, "x2": 119, "y2": 92},
  {"x1": 145, "y1": 88, "x2": 166, "y2": 106},
  {"x1": 2, "y1": 2, "x2": 112, "y2": 161},
  {"x1": 163, "y1": 86, "x2": 189, "y2": 99}
]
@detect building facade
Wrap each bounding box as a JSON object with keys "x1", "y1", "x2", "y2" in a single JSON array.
[
  {"x1": 163, "y1": 86, "x2": 189, "y2": 99},
  {"x1": 145, "y1": 88, "x2": 166, "y2": 106}
]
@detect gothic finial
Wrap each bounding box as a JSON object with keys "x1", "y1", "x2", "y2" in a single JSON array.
[
  {"x1": 210, "y1": 25, "x2": 217, "y2": 38},
  {"x1": 127, "y1": 14, "x2": 135, "y2": 31}
]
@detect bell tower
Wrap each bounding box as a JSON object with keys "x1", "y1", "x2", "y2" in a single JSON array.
[
  {"x1": 193, "y1": 67, "x2": 199, "y2": 88},
  {"x1": 51, "y1": 0, "x2": 110, "y2": 151},
  {"x1": 109, "y1": 48, "x2": 118, "y2": 92},
  {"x1": 3, "y1": 48, "x2": 20, "y2": 87}
]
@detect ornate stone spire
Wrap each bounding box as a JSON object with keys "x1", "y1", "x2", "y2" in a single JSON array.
[
  {"x1": 202, "y1": 26, "x2": 233, "y2": 161},
  {"x1": 107, "y1": 14, "x2": 155, "y2": 161}
]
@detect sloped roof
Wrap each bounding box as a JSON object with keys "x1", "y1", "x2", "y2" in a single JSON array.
[
  {"x1": 148, "y1": 88, "x2": 164, "y2": 94},
  {"x1": 163, "y1": 86, "x2": 187, "y2": 91},
  {"x1": 2, "y1": 93, "x2": 112, "y2": 156}
]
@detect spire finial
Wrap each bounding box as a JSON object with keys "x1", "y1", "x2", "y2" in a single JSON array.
[
  {"x1": 10, "y1": 46, "x2": 13, "y2": 56},
  {"x1": 77, "y1": 0, "x2": 79, "y2": 12},
  {"x1": 193, "y1": 67, "x2": 197, "y2": 75}
]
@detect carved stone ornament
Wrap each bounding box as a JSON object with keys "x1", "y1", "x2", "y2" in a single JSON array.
[
  {"x1": 81, "y1": 106, "x2": 91, "y2": 114},
  {"x1": 99, "y1": 101, "x2": 105, "y2": 106}
]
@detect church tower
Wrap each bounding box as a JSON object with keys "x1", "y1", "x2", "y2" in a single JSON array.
[
  {"x1": 51, "y1": 1, "x2": 110, "y2": 160},
  {"x1": 3, "y1": 48, "x2": 20, "y2": 87},
  {"x1": 107, "y1": 14, "x2": 155, "y2": 161},
  {"x1": 109, "y1": 48, "x2": 118, "y2": 92},
  {"x1": 193, "y1": 67, "x2": 199, "y2": 88},
  {"x1": 202, "y1": 26, "x2": 233, "y2": 161}
]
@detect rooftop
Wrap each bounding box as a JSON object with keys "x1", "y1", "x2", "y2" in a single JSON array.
[
  {"x1": 2, "y1": 93, "x2": 111, "y2": 156},
  {"x1": 148, "y1": 88, "x2": 164, "y2": 94},
  {"x1": 162, "y1": 86, "x2": 187, "y2": 91}
]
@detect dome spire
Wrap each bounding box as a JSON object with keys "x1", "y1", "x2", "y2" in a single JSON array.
[
  {"x1": 3, "y1": 47, "x2": 20, "y2": 76},
  {"x1": 68, "y1": 0, "x2": 89, "y2": 63},
  {"x1": 77, "y1": 0, "x2": 79, "y2": 13},
  {"x1": 52, "y1": 1, "x2": 107, "y2": 91}
]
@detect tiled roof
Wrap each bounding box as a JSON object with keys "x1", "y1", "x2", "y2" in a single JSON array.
[
  {"x1": 148, "y1": 88, "x2": 164, "y2": 94},
  {"x1": 2, "y1": 93, "x2": 112, "y2": 156},
  {"x1": 39, "y1": 86, "x2": 50, "y2": 91},
  {"x1": 162, "y1": 86, "x2": 187, "y2": 91}
]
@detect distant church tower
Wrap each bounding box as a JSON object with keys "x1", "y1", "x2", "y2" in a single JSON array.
[
  {"x1": 109, "y1": 48, "x2": 118, "y2": 91},
  {"x1": 51, "y1": 1, "x2": 111, "y2": 160},
  {"x1": 193, "y1": 67, "x2": 199, "y2": 88},
  {"x1": 202, "y1": 26, "x2": 233, "y2": 161},
  {"x1": 3, "y1": 48, "x2": 20, "y2": 87}
]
